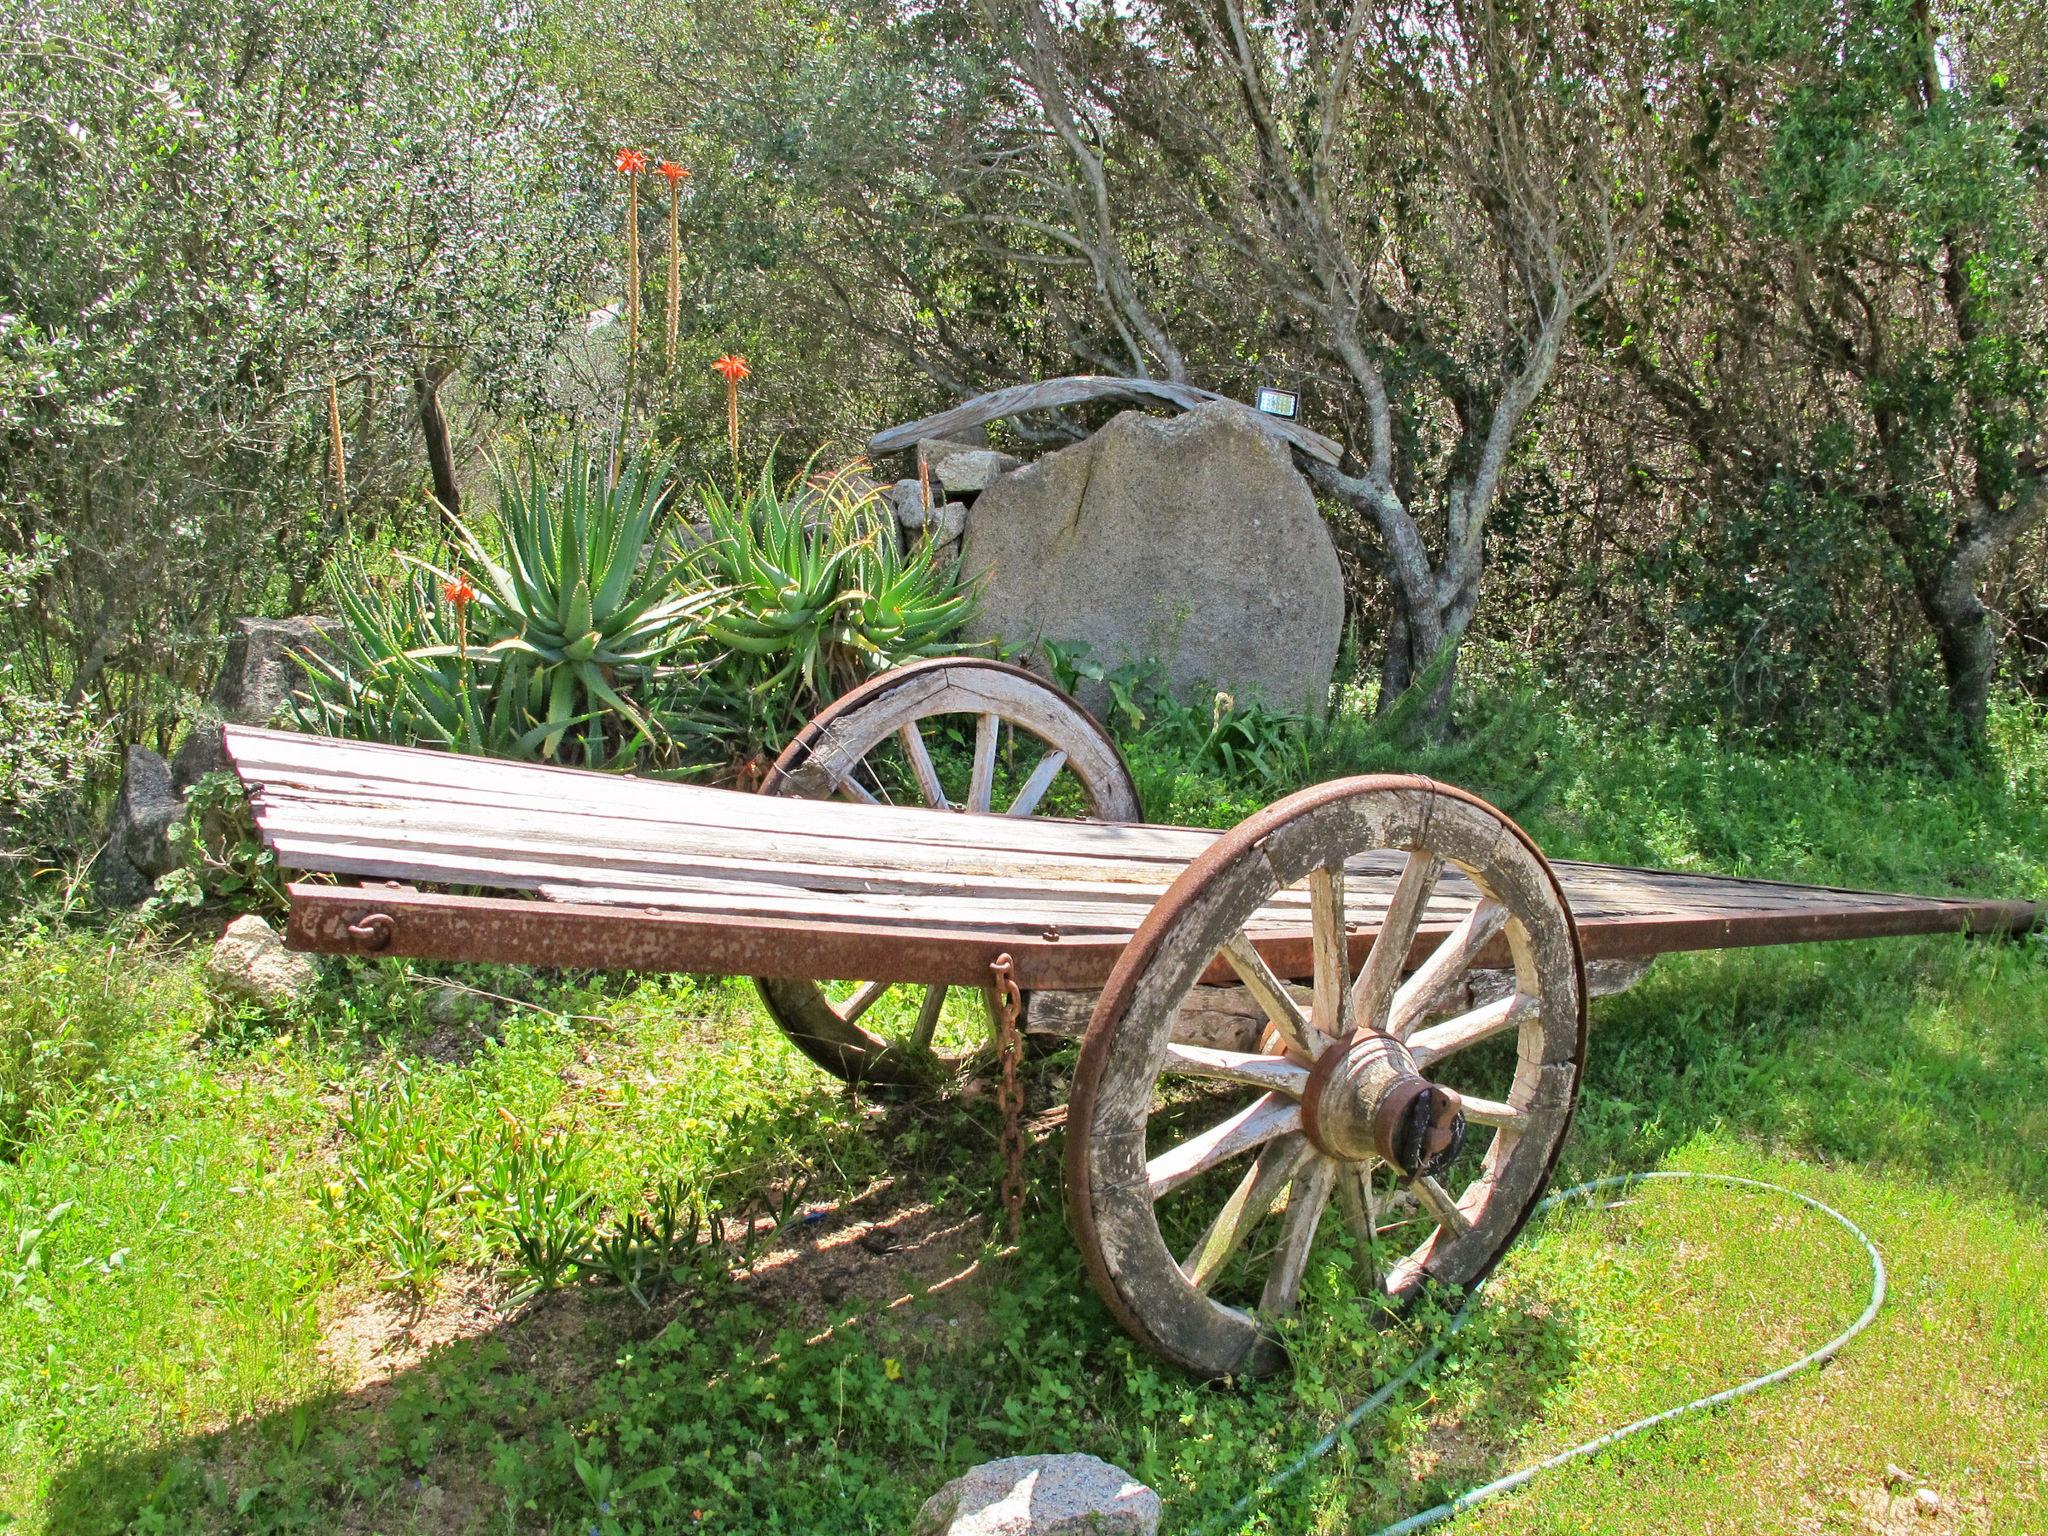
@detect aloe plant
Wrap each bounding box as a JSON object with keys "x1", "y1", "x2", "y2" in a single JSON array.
[
  {"x1": 301, "y1": 446, "x2": 715, "y2": 769},
  {"x1": 678, "y1": 462, "x2": 979, "y2": 772},
  {"x1": 419, "y1": 446, "x2": 715, "y2": 760}
]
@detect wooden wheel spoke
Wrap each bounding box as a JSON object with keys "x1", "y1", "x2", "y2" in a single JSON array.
[
  {"x1": 1220, "y1": 933, "x2": 1323, "y2": 1061},
  {"x1": 1308, "y1": 863, "x2": 1354, "y2": 1040},
  {"x1": 1258, "y1": 1157, "x2": 1337, "y2": 1316},
  {"x1": 1005, "y1": 749, "x2": 1067, "y2": 818},
  {"x1": 1453, "y1": 1092, "x2": 1524, "y2": 1131},
  {"x1": 897, "y1": 720, "x2": 948, "y2": 810},
  {"x1": 908, "y1": 984, "x2": 947, "y2": 1052},
  {"x1": 1350, "y1": 850, "x2": 1442, "y2": 1033},
  {"x1": 1162, "y1": 1042, "x2": 1310, "y2": 1097},
  {"x1": 838, "y1": 978, "x2": 892, "y2": 1027},
  {"x1": 1180, "y1": 1135, "x2": 1311, "y2": 1292},
  {"x1": 1147, "y1": 1093, "x2": 1300, "y2": 1200},
  {"x1": 1406, "y1": 991, "x2": 1537, "y2": 1070},
  {"x1": 1410, "y1": 1174, "x2": 1474, "y2": 1237},
  {"x1": 834, "y1": 774, "x2": 880, "y2": 804},
  {"x1": 1388, "y1": 898, "x2": 1510, "y2": 1040},
  {"x1": 1334, "y1": 1161, "x2": 1382, "y2": 1289},
  {"x1": 967, "y1": 712, "x2": 1000, "y2": 814}
]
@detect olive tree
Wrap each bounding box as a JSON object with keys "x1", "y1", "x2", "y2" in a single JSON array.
[
  {"x1": 0, "y1": 0, "x2": 607, "y2": 742},
  {"x1": 955, "y1": 0, "x2": 1661, "y2": 723}
]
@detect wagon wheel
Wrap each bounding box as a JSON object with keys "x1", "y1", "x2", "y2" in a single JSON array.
[
  {"x1": 1066, "y1": 776, "x2": 1586, "y2": 1378},
  {"x1": 754, "y1": 657, "x2": 1142, "y2": 1090}
]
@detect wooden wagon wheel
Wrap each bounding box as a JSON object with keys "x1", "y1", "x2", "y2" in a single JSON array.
[
  {"x1": 754, "y1": 657, "x2": 1143, "y2": 1089},
  {"x1": 1066, "y1": 776, "x2": 1586, "y2": 1378}
]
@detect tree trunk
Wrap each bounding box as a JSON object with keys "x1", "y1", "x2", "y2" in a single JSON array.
[
  {"x1": 415, "y1": 366, "x2": 461, "y2": 527},
  {"x1": 1922, "y1": 550, "x2": 1997, "y2": 747}
]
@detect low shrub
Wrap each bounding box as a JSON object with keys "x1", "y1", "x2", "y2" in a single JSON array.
[{"x1": 0, "y1": 669, "x2": 115, "y2": 869}]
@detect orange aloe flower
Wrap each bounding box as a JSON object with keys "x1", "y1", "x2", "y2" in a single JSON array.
[
  {"x1": 442, "y1": 574, "x2": 478, "y2": 608},
  {"x1": 656, "y1": 160, "x2": 690, "y2": 184},
  {"x1": 714, "y1": 354, "x2": 750, "y2": 463},
  {"x1": 614, "y1": 147, "x2": 648, "y2": 176}
]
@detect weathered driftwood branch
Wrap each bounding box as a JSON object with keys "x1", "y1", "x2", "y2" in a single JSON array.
[{"x1": 867, "y1": 375, "x2": 1345, "y2": 469}]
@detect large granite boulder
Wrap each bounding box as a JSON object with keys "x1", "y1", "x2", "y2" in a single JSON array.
[
  {"x1": 171, "y1": 616, "x2": 336, "y2": 788},
  {"x1": 960, "y1": 403, "x2": 1342, "y2": 715},
  {"x1": 96, "y1": 744, "x2": 183, "y2": 906}
]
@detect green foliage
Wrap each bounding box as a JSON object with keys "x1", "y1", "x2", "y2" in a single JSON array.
[
  {"x1": 1052, "y1": 642, "x2": 1569, "y2": 828},
  {"x1": 0, "y1": 0, "x2": 609, "y2": 742},
  {"x1": 0, "y1": 674, "x2": 112, "y2": 868},
  {"x1": 681, "y1": 464, "x2": 982, "y2": 773},
  {"x1": 145, "y1": 772, "x2": 285, "y2": 919},
  {"x1": 0, "y1": 934, "x2": 153, "y2": 1157},
  {"x1": 1, "y1": 694, "x2": 2046, "y2": 1530},
  {"x1": 300, "y1": 448, "x2": 718, "y2": 769}
]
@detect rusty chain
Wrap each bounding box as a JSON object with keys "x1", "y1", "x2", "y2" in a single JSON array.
[{"x1": 989, "y1": 953, "x2": 1026, "y2": 1243}]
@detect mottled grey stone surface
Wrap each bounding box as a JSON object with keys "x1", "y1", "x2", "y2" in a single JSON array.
[
  {"x1": 919, "y1": 441, "x2": 1022, "y2": 498},
  {"x1": 205, "y1": 914, "x2": 318, "y2": 1009},
  {"x1": 97, "y1": 745, "x2": 182, "y2": 905},
  {"x1": 913, "y1": 1454, "x2": 1160, "y2": 1536},
  {"x1": 172, "y1": 616, "x2": 337, "y2": 788},
  {"x1": 960, "y1": 403, "x2": 1342, "y2": 715}
]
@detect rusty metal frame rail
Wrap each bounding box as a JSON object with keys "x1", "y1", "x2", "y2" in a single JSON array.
[{"x1": 286, "y1": 879, "x2": 2037, "y2": 992}]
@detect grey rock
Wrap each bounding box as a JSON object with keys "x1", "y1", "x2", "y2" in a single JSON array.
[
  {"x1": 961, "y1": 402, "x2": 1342, "y2": 716},
  {"x1": 97, "y1": 745, "x2": 183, "y2": 905},
  {"x1": 173, "y1": 616, "x2": 338, "y2": 788},
  {"x1": 913, "y1": 1454, "x2": 1160, "y2": 1536},
  {"x1": 205, "y1": 914, "x2": 318, "y2": 1009},
  {"x1": 919, "y1": 441, "x2": 1022, "y2": 499},
  {"x1": 926, "y1": 501, "x2": 968, "y2": 547},
  {"x1": 885, "y1": 478, "x2": 932, "y2": 530}
]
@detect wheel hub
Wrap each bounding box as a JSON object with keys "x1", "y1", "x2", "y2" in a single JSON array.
[{"x1": 1300, "y1": 1031, "x2": 1467, "y2": 1178}]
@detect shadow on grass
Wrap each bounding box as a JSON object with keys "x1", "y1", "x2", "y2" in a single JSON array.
[
  {"x1": 40, "y1": 1090, "x2": 1591, "y2": 1536},
  {"x1": 39, "y1": 924, "x2": 2047, "y2": 1533}
]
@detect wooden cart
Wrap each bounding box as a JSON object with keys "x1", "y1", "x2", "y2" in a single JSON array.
[{"x1": 224, "y1": 659, "x2": 2036, "y2": 1378}]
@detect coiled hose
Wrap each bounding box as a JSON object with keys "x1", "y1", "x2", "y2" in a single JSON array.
[{"x1": 1198, "y1": 1170, "x2": 1888, "y2": 1536}]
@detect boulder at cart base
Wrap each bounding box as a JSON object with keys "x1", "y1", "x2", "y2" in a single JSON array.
[
  {"x1": 960, "y1": 402, "x2": 1342, "y2": 715},
  {"x1": 206, "y1": 914, "x2": 318, "y2": 1010}
]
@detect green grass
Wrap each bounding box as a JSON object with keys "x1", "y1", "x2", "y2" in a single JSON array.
[{"x1": 1, "y1": 694, "x2": 2042, "y2": 1534}]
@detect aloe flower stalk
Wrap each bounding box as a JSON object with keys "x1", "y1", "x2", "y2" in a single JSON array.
[{"x1": 658, "y1": 161, "x2": 689, "y2": 371}]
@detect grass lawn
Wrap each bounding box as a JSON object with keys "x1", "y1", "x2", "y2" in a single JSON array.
[{"x1": 2, "y1": 700, "x2": 2043, "y2": 1534}]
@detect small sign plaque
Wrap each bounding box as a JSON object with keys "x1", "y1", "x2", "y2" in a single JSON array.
[{"x1": 1255, "y1": 387, "x2": 1299, "y2": 419}]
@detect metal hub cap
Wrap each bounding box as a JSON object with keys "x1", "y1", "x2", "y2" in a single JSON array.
[{"x1": 1300, "y1": 1031, "x2": 1467, "y2": 1176}]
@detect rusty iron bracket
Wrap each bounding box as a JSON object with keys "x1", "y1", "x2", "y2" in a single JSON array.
[{"x1": 990, "y1": 952, "x2": 1026, "y2": 1243}]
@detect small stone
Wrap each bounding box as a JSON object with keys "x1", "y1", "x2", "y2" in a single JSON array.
[
  {"x1": 918, "y1": 441, "x2": 1023, "y2": 498},
  {"x1": 1914, "y1": 1487, "x2": 1941, "y2": 1514},
  {"x1": 172, "y1": 616, "x2": 338, "y2": 788},
  {"x1": 96, "y1": 746, "x2": 185, "y2": 906},
  {"x1": 926, "y1": 501, "x2": 968, "y2": 546},
  {"x1": 913, "y1": 1453, "x2": 1160, "y2": 1536},
  {"x1": 205, "y1": 914, "x2": 318, "y2": 1010}
]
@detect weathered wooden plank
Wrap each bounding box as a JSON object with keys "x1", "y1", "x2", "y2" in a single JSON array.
[
  {"x1": 865, "y1": 375, "x2": 1345, "y2": 467},
  {"x1": 231, "y1": 728, "x2": 2039, "y2": 984}
]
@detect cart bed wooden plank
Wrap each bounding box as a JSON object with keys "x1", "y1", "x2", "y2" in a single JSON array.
[{"x1": 226, "y1": 727, "x2": 2037, "y2": 990}]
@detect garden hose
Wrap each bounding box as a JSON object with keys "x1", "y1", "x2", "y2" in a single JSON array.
[{"x1": 1199, "y1": 1171, "x2": 1889, "y2": 1536}]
